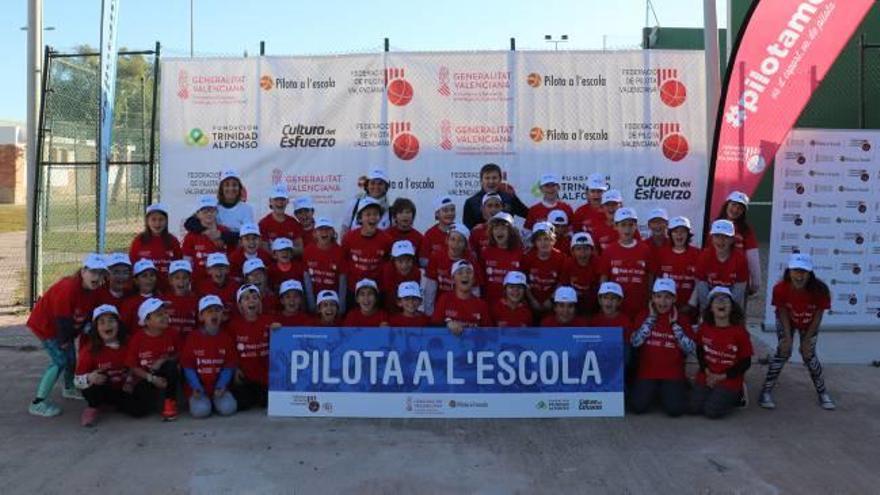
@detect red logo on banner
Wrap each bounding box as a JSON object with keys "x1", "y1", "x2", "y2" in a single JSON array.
[
  {"x1": 391, "y1": 122, "x2": 419, "y2": 160},
  {"x1": 529, "y1": 127, "x2": 544, "y2": 143},
  {"x1": 177, "y1": 69, "x2": 190, "y2": 100},
  {"x1": 660, "y1": 123, "x2": 689, "y2": 162},
  {"x1": 439, "y1": 119, "x2": 453, "y2": 150},
  {"x1": 260, "y1": 75, "x2": 274, "y2": 91},
  {"x1": 438, "y1": 66, "x2": 451, "y2": 96},
  {"x1": 657, "y1": 69, "x2": 686, "y2": 107},
  {"x1": 527, "y1": 73, "x2": 542, "y2": 88},
  {"x1": 386, "y1": 68, "x2": 413, "y2": 106}
]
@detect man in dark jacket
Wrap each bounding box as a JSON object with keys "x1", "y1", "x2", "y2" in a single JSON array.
[{"x1": 462, "y1": 163, "x2": 529, "y2": 229}]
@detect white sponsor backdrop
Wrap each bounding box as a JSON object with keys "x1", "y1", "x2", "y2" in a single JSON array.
[
  {"x1": 160, "y1": 51, "x2": 707, "y2": 237},
  {"x1": 766, "y1": 129, "x2": 880, "y2": 330}
]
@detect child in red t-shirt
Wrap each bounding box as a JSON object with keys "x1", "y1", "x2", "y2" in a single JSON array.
[
  {"x1": 760, "y1": 253, "x2": 835, "y2": 411},
  {"x1": 343, "y1": 279, "x2": 389, "y2": 327},
  {"x1": 293, "y1": 196, "x2": 316, "y2": 247},
  {"x1": 243, "y1": 258, "x2": 279, "y2": 315},
  {"x1": 382, "y1": 240, "x2": 422, "y2": 312},
  {"x1": 654, "y1": 216, "x2": 699, "y2": 318},
  {"x1": 431, "y1": 260, "x2": 493, "y2": 334},
  {"x1": 470, "y1": 193, "x2": 505, "y2": 257},
  {"x1": 228, "y1": 285, "x2": 280, "y2": 410},
  {"x1": 341, "y1": 198, "x2": 393, "y2": 304},
  {"x1": 312, "y1": 290, "x2": 344, "y2": 327},
  {"x1": 642, "y1": 208, "x2": 670, "y2": 258},
  {"x1": 492, "y1": 271, "x2": 533, "y2": 327},
  {"x1": 276, "y1": 280, "x2": 311, "y2": 327},
  {"x1": 389, "y1": 281, "x2": 430, "y2": 327},
  {"x1": 259, "y1": 185, "x2": 304, "y2": 255},
  {"x1": 129, "y1": 203, "x2": 182, "y2": 289},
  {"x1": 480, "y1": 212, "x2": 523, "y2": 307},
  {"x1": 716, "y1": 191, "x2": 762, "y2": 295},
  {"x1": 548, "y1": 209, "x2": 572, "y2": 254},
  {"x1": 303, "y1": 217, "x2": 347, "y2": 313},
  {"x1": 97, "y1": 253, "x2": 133, "y2": 307},
  {"x1": 599, "y1": 208, "x2": 654, "y2": 317},
  {"x1": 628, "y1": 278, "x2": 695, "y2": 417},
  {"x1": 572, "y1": 172, "x2": 608, "y2": 234},
  {"x1": 268, "y1": 237, "x2": 304, "y2": 291},
  {"x1": 524, "y1": 173, "x2": 574, "y2": 231},
  {"x1": 563, "y1": 232, "x2": 600, "y2": 315},
  {"x1": 589, "y1": 282, "x2": 633, "y2": 338},
  {"x1": 181, "y1": 295, "x2": 238, "y2": 418},
  {"x1": 420, "y1": 194, "x2": 457, "y2": 267},
  {"x1": 689, "y1": 286, "x2": 753, "y2": 419},
  {"x1": 164, "y1": 260, "x2": 199, "y2": 343},
  {"x1": 691, "y1": 220, "x2": 749, "y2": 311},
  {"x1": 524, "y1": 222, "x2": 566, "y2": 315},
  {"x1": 26, "y1": 254, "x2": 106, "y2": 417},
  {"x1": 126, "y1": 298, "x2": 180, "y2": 421},
  {"x1": 425, "y1": 223, "x2": 482, "y2": 314},
  {"x1": 229, "y1": 223, "x2": 273, "y2": 279},
  {"x1": 119, "y1": 259, "x2": 162, "y2": 332},
  {"x1": 182, "y1": 196, "x2": 231, "y2": 281},
  {"x1": 195, "y1": 253, "x2": 237, "y2": 317},
  {"x1": 387, "y1": 198, "x2": 424, "y2": 253},
  {"x1": 540, "y1": 286, "x2": 590, "y2": 327},
  {"x1": 590, "y1": 189, "x2": 643, "y2": 253}
]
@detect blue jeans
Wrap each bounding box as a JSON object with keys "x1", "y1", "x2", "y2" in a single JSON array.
[{"x1": 189, "y1": 392, "x2": 237, "y2": 418}]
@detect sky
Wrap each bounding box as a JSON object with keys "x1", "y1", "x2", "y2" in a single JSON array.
[{"x1": 0, "y1": 0, "x2": 728, "y2": 122}]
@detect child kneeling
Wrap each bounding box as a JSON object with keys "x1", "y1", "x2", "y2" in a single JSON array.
[{"x1": 181, "y1": 295, "x2": 238, "y2": 418}]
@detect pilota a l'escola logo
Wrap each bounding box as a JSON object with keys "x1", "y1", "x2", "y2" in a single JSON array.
[
  {"x1": 659, "y1": 123, "x2": 689, "y2": 162},
  {"x1": 260, "y1": 75, "x2": 274, "y2": 91},
  {"x1": 391, "y1": 122, "x2": 419, "y2": 160},
  {"x1": 657, "y1": 69, "x2": 687, "y2": 108},
  {"x1": 386, "y1": 68, "x2": 413, "y2": 106},
  {"x1": 185, "y1": 128, "x2": 209, "y2": 147},
  {"x1": 529, "y1": 127, "x2": 545, "y2": 143},
  {"x1": 527, "y1": 72, "x2": 542, "y2": 88}
]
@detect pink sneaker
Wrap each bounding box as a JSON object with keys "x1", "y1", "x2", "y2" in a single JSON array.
[{"x1": 80, "y1": 407, "x2": 99, "y2": 427}]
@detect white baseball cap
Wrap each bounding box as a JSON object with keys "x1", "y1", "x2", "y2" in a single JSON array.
[
  {"x1": 653, "y1": 277, "x2": 676, "y2": 295},
  {"x1": 448, "y1": 223, "x2": 470, "y2": 239},
  {"x1": 194, "y1": 195, "x2": 219, "y2": 214},
  {"x1": 239, "y1": 223, "x2": 260, "y2": 237},
  {"x1": 602, "y1": 189, "x2": 623, "y2": 205},
  {"x1": 532, "y1": 221, "x2": 555, "y2": 236},
  {"x1": 503, "y1": 271, "x2": 527, "y2": 286},
  {"x1": 490, "y1": 211, "x2": 514, "y2": 225},
  {"x1": 83, "y1": 253, "x2": 108, "y2": 271},
  {"x1": 198, "y1": 294, "x2": 224, "y2": 313},
  {"x1": 548, "y1": 209, "x2": 569, "y2": 225},
  {"x1": 391, "y1": 240, "x2": 416, "y2": 258},
  {"x1": 206, "y1": 252, "x2": 230, "y2": 268},
  {"x1": 271, "y1": 237, "x2": 294, "y2": 251},
  {"x1": 293, "y1": 196, "x2": 315, "y2": 211},
  {"x1": 598, "y1": 281, "x2": 624, "y2": 298},
  {"x1": 613, "y1": 207, "x2": 638, "y2": 223},
  {"x1": 434, "y1": 194, "x2": 455, "y2": 212},
  {"x1": 355, "y1": 278, "x2": 379, "y2": 293},
  {"x1": 269, "y1": 185, "x2": 289, "y2": 200},
  {"x1": 279, "y1": 279, "x2": 304, "y2": 295},
  {"x1": 242, "y1": 258, "x2": 266, "y2": 276},
  {"x1": 220, "y1": 169, "x2": 240, "y2": 182},
  {"x1": 367, "y1": 168, "x2": 389, "y2": 183},
  {"x1": 570, "y1": 232, "x2": 594, "y2": 248},
  {"x1": 707, "y1": 286, "x2": 734, "y2": 302},
  {"x1": 314, "y1": 217, "x2": 334, "y2": 229},
  {"x1": 92, "y1": 304, "x2": 119, "y2": 321},
  {"x1": 482, "y1": 193, "x2": 503, "y2": 206},
  {"x1": 397, "y1": 281, "x2": 422, "y2": 299},
  {"x1": 145, "y1": 203, "x2": 168, "y2": 216},
  {"x1": 726, "y1": 191, "x2": 750, "y2": 208},
  {"x1": 105, "y1": 252, "x2": 131, "y2": 267},
  {"x1": 587, "y1": 173, "x2": 609, "y2": 191},
  {"x1": 451, "y1": 259, "x2": 474, "y2": 276},
  {"x1": 137, "y1": 297, "x2": 168, "y2": 326},
  {"x1": 710, "y1": 219, "x2": 736, "y2": 237},
  {"x1": 236, "y1": 283, "x2": 261, "y2": 302},
  {"x1": 357, "y1": 197, "x2": 383, "y2": 215},
  {"x1": 316, "y1": 290, "x2": 340, "y2": 306},
  {"x1": 168, "y1": 259, "x2": 193, "y2": 275},
  {"x1": 539, "y1": 173, "x2": 560, "y2": 186},
  {"x1": 132, "y1": 258, "x2": 157, "y2": 276},
  {"x1": 553, "y1": 286, "x2": 578, "y2": 303},
  {"x1": 668, "y1": 216, "x2": 692, "y2": 231},
  {"x1": 788, "y1": 253, "x2": 814, "y2": 272},
  {"x1": 647, "y1": 208, "x2": 669, "y2": 222}
]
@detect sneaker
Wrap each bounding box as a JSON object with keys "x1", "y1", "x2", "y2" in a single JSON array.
[
  {"x1": 62, "y1": 387, "x2": 84, "y2": 400},
  {"x1": 80, "y1": 407, "x2": 99, "y2": 427},
  {"x1": 161, "y1": 399, "x2": 178, "y2": 421},
  {"x1": 758, "y1": 391, "x2": 776, "y2": 410},
  {"x1": 28, "y1": 400, "x2": 62, "y2": 417},
  {"x1": 818, "y1": 393, "x2": 836, "y2": 410}
]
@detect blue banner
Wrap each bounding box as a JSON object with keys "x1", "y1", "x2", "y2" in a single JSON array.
[{"x1": 268, "y1": 327, "x2": 624, "y2": 418}]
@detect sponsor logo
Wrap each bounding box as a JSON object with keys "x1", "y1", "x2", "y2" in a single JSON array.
[
  {"x1": 440, "y1": 120, "x2": 514, "y2": 155},
  {"x1": 348, "y1": 68, "x2": 386, "y2": 95},
  {"x1": 634, "y1": 175, "x2": 693, "y2": 201},
  {"x1": 354, "y1": 122, "x2": 390, "y2": 148},
  {"x1": 386, "y1": 68, "x2": 413, "y2": 106},
  {"x1": 579, "y1": 399, "x2": 602, "y2": 411},
  {"x1": 260, "y1": 73, "x2": 336, "y2": 91},
  {"x1": 187, "y1": 124, "x2": 258, "y2": 150},
  {"x1": 528, "y1": 126, "x2": 608, "y2": 143},
  {"x1": 176, "y1": 69, "x2": 247, "y2": 104},
  {"x1": 185, "y1": 128, "x2": 209, "y2": 147},
  {"x1": 525, "y1": 72, "x2": 607, "y2": 89},
  {"x1": 391, "y1": 121, "x2": 419, "y2": 160},
  {"x1": 308, "y1": 400, "x2": 320, "y2": 413},
  {"x1": 622, "y1": 122, "x2": 689, "y2": 162},
  {"x1": 280, "y1": 124, "x2": 337, "y2": 148},
  {"x1": 437, "y1": 66, "x2": 511, "y2": 101},
  {"x1": 528, "y1": 174, "x2": 592, "y2": 201},
  {"x1": 535, "y1": 400, "x2": 547, "y2": 410},
  {"x1": 260, "y1": 75, "x2": 273, "y2": 91},
  {"x1": 657, "y1": 69, "x2": 687, "y2": 107},
  {"x1": 660, "y1": 124, "x2": 689, "y2": 162}
]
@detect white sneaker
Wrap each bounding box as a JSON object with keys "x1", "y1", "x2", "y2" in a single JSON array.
[
  {"x1": 818, "y1": 393, "x2": 836, "y2": 410},
  {"x1": 758, "y1": 391, "x2": 776, "y2": 409},
  {"x1": 62, "y1": 387, "x2": 84, "y2": 400}
]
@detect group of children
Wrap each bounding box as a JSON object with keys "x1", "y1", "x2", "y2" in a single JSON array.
[{"x1": 25, "y1": 168, "x2": 836, "y2": 425}]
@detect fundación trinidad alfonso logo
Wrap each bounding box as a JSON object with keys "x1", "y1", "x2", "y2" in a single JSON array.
[
  {"x1": 391, "y1": 122, "x2": 419, "y2": 160},
  {"x1": 657, "y1": 69, "x2": 687, "y2": 107},
  {"x1": 659, "y1": 123, "x2": 689, "y2": 162},
  {"x1": 385, "y1": 68, "x2": 413, "y2": 106},
  {"x1": 185, "y1": 128, "x2": 209, "y2": 147}
]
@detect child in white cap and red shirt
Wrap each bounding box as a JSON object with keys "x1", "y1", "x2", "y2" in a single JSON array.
[{"x1": 126, "y1": 297, "x2": 180, "y2": 421}]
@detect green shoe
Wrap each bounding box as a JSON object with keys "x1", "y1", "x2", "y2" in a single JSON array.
[
  {"x1": 62, "y1": 387, "x2": 84, "y2": 400},
  {"x1": 29, "y1": 400, "x2": 62, "y2": 417}
]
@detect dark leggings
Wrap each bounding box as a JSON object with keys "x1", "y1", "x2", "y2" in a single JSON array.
[
  {"x1": 132, "y1": 360, "x2": 180, "y2": 413},
  {"x1": 688, "y1": 384, "x2": 741, "y2": 419},
  {"x1": 82, "y1": 384, "x2": 151, "y2": 417},
  {"x1": 231, "y1": 378, "x2": 267, "y2": 411},
  {"x1": 628, "y1": 379, "x2": 689, "y2": 417}
]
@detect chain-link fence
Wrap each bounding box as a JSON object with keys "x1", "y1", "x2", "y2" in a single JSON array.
[{"x1": 31, "y1": 46, "x2": 158, "y2": 302}]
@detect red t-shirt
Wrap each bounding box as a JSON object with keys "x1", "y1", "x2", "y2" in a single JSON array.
[
  {"x1": 588, "y1": 312, "x2": 634, "y2": 341},
  {"x1": 258, "y1": 213, "x2": 303, "y2": 246},
  {"x1": 562, "y1": 257, "x2": 600, "y2": 314},
  {"x1": 96, "y1": 287, "x2": 130, "y2": 308},
  {"x1": 426, "y1": 250, "x2": 484, "y2": 295},
  {"x1": 554, "y1": 234, "x2": 572, "y2": 255},
  {"x1": 268, "y1": 260, "x2": 305, "y2": 291},
  {"x1": 195, "y1": 278, "x2": 238, "y2": 315},
  {"x1": 469, "y1": 223, "x2": 490, "y2": 257},
  {"x1": 125, "y1": 328, "x2": 179, "y2": 371},
  {"x1": 275, "y1": 312, "x2": 313, "y2": 327},
  {"x1": 642, "y1": 236, "x2": 670, "y2": 260},
  {"x1": 182, "y1": 226, "x2": 231, "y2": 279},
  {"x1": 431, "y1": 292, "x2": 493, "y2": 327},
  {"x1": 591, "y1": 221, "x2": 642, "y2": 254},
  {"x1": 771, "y1": 281, "x2": 831, "y2": 331},
  {"x1": 599, "y1": 241, "x2": 654, "y2": 316},
  {"x1": 633, "y1": 313, "x2": 693, "y2": 381},
  {"x1": 695, "y1": 248, "x2": 749, "y2": 288},
  {"x1": 420, "y1": 224, "x2": 451, "y2": 261},
  {"x1": 129, "y1": 234, "x2": 183, "y2": 285},
  {"x1": 27, "y1": 275, "x2": 99, "y2": 341},
  {"x1": 386, "y1": 225, "x2": 424, "y2": 253},
  {"x1": 523, "y1": 249, "x2": 567, "y2": 306},
  {"x1": 118, "y1": 293, "x2": 154, "y2": 333},
  {"x1": 164, "y1": 292, "x2": 199, "y2": 342},
  {"x1": 732, "y1": 223, "x2": 758, "y2": 251},
  {"x1": 343, "y1": 309, "x2": 389, "y2": 327},
  {"x1": 480, "y1": 246, "x2": 524, "y2": 305},
  {"x1": 389, "y1": 312, "x2": 431, "y2": 327},
  {"x1": 180, "y1": 329, "x2": 238, "y2": 394},
  {"x1": 695, "y1": 323, "x2": 753, "y2": 391},
  {"x1": 341, "y1": 228, "x2": 392, "y2": 291},
  {"x1": 539, "y1": 314, "x2": 591, "y2": 327},
  {"x1": 226, "y1": 314, "x2": 274, "y2": 386},
  {"x1": 76, "y1": 342, "x2": 129, "y2": 390},
  {"x1": 655, "y1": 245, "x2": 700, "y2": 308},
  {"x1": 572, "y1": 204, "x2": 606, "y2": 235},
  {"x1": 525, "y1": 201, "x2": 574, "y2": 230},
  {"x1": 229, "y1": 247, "x2": 274, "y2": 280},
  {"x1": 492, "y1": 300, "x2": 533, "y2": 327},
  {"x1": 303, "y1": 243, "x2": 346, "y2": 295},
  {"x1": 380, "y1": 262, "x2": 422, "y2": 312}
]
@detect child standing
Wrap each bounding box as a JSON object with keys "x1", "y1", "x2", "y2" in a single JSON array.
[
  {"x1": 303, "y1": 217, "x2": 347, "y2": 313},
  {"x1": 268, "y1": 237, "x2": 304, "y2": 291},
  {"x1": 98, "y1": 253, "x2": 133, "y2": 307},
  {"x1": 562, "y1": 232, "x2": 600, "y2": 315},
  {"x1": 388, "y1": 282, "x2": 430, "y2": 327},
  {"x1": 293, "y1": 196, "x2": 316, "y2": 247},
  {"x1": 276, "y1": 280, "x2": 311, "y2": 326},
  {"x1": 431, "y1": 260, "x2": 493, "y2": 334},
  {"x1": 343, "y1": 279, "x2": 389, "y2": 327},
  {"x1": 229, "y1": 223, "x2": 273, "y2": 278},
  {"x1": 599, "y1": 208, "x2": 654, "y2": 317},
  {"x1": 655, "y1": 216, "x2": 699, "y2": 316},
  {"x1": 126, "y1": 298, "x2": 180, "y2": 421},
  {"x1": 548, "y1": 209, "x2": 572, "y2": 253},
  {"x1": 381, "y1": 240, "x2": 422, "y2": 312},
  {"x1": 492, "y1": 271, "x2": 533, "y2": 327},
  {"x1": 195, "y1": 253, "x2": 237, "y2": 315},
  {"x1": 181, "y1": 295, "x2": 238, "y2": 418},
  {"x1": 469, "y1": 193, "x2": 505, "y2": 256},
  {"x1": 524, "y1": 173, "x2": 574, "y2": 232},
  {"x1": 716, "y1": 191, "x2": 762, "y2": 296},
  {"x1": 129, "y1": 203, "x2": 182, "y2": 288},
  {"x1": 258, "y1": 185, "x2": 304, "y2": 255},
  {"x1": 424, "y1": 224, "x2": 482, "y2": 314},
  {"x1": 119, "y1": 258, "x2": 160, "y2": 334},
  {"x1": 420, "y1": 195, "x2": 458, "y2": 267},
  {"x1": 524, "y1": 222, "x2": 567, "y2": 315},
  {"x1": 572, "y1": 173, "x2": 608, "y2": 235},
  {"x1": 164, "y1": 260, "x2": 199, "y2": 343},
  {"x1": 642, "y1": 208, "x2": 670, "y2": 257},
  {"x1": 312, "y1": 290, "x2": 344, "y2": 327},
  {"x1": 341, "y1": 197, "x2": 393, "y2": 303},
  {"x1": 387, "y1": 198, "x2": 423, "y2": 251},
  {"x1": 540, "y1": 286, "x2": 590, "y2": 327},
  {"x1": 479, "y1": 212, "x2": 523, "y2": 307},
  {"x1": 182, "y1": 196, "x2": 231, "y2": 280},
  {"x1": 242, "y1": 258, "x2": 280, "y2": 315},
  {"x1": 691, "y1": 220, "x2": 749, "y2": 311},
  {"x1": 760, "y1": 253, "x2": 835, "y2": 410}
]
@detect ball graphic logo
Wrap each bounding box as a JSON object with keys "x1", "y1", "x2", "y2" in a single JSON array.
[
  {"x1": 260, "y1": 75, "x2": 274, "y2": 91},
  {"x1": 391, "y1": 121, "x2": 419, "y2": 161},
  {"x1": 658, "y1": 123, "x2": 688, "y2": 162},
  {"x1": 439, "y1": 119, "x2": 453, "y2": 150},
  {"x1": 185, "y1": 128, "x2": 209, "y2": 147},
  {"x1": 177, "y1": 69, "x2": 190, "y2": 100},
  {"x1": 746, "y1": 153, "x2": 766, "y2": 174},
  {"x1": 657, "y1": 69, "x2": 687, "y2": 107},
  {"x1": 527, "y1": 73, "x2": 542, "y2": 88},
  {"x1": 437, "y1": 66, "x2": 451, "y2": 96},
  {"x1": 529, "y1": 127, "x2": 544, "y2": 143},
  {"x1": 385, "y1": 68, "x2": 413, "y2": 106}
]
